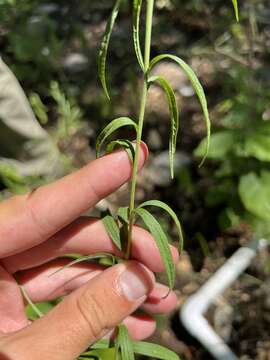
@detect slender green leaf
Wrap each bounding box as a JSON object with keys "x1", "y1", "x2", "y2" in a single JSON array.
[
  {"x1": 115, "y1": 325, "x2": 135, "y2": 360},
  {"x1": 49, "y1": 253, "x2": 115, "y2": 277},
  {"x1": 106, "y1": 139, "x2": 135, "y2": 162},
  {"x1": 91, "y1": 340, "x2": 110, "y2": 350},
  {"x1": 26, "y1": 302, "x2": 54, "y2": 321},
  {"x1": 81, "y1": 348, "x2": 115, "y2": 360},
  {"x1": 132, "y1": 341, "x2": 180, "y2": 360},
  {"x1": 241, "y1": 123, "x2": 270, "y2": 162},
  {"x1": 135, "y1": 208, "x2": 175, "y2": 289},
  {"x1": 118, "y1": 206, "x2": 129, "y2": 224},
  {"x1": 232, "y1": 0, "x2": 239, "y2": 22},
  {"x1": 21, "y1": 286, "x2": 43, "y2": 318},
  {"x1": 98, "y1": 0, "x2": 122, "y2": 99},
  {"x1": 148, "y1": 54, "x2": 211, "y2": 166},
  {"x1": 102, "y1": 213, "x2": 122, "y2": 250},
  {"x1": 133, "y1": 0, "x2": 145, "y2": 71},
  {"x1": 148, "y1": 76, "x2": 179, "y2": 178},
  {"x1": 194, "y1": 131, "x2": 234, "y2": 160},
  {"x1": 239, "y1": 171, "x2": 270, "y2": 221},
  {"x1": 138, "y1": 200, "x2": 184, "y2": 252},
  {"x1": 96, "y1": 117, "x2": 138, "y2": 157}
]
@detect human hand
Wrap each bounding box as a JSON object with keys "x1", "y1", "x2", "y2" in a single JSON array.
[{"x1": 0, "y1": 143, "x2": 179, "y2": 360}]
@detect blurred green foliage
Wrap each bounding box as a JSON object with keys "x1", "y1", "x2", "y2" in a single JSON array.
[{"x1": 194, "y1": 1, "x2": 270, "y2": 238}]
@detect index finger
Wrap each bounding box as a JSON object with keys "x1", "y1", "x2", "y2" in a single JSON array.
[{"x1": 0, "y1": 143, "x2": 148, "y2": 257}]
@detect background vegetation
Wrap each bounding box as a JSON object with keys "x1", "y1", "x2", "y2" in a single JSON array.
[{"x1": 1, "y1": 0, "x2": 270, "y2": 359}]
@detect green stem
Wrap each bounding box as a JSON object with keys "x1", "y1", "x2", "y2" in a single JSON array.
[
  {"x1": 20, "y1": 286, "x2": 43, "y2": 318},
  {"x1": 126, "y1": 0, "x2": 154, "y2": 259}
]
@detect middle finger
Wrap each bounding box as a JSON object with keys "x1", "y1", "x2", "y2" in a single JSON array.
[{"x1": 4, "y1": 217, "x2": 179, "y2": 274}]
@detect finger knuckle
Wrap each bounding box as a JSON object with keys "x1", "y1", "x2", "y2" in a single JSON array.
[{"x1": 76, "y1": 290, "x2": 107, "y2": 340}]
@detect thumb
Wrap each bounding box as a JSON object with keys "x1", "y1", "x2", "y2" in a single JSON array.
[{"x1": 2, "y1": 261, "x2": 154, "y2": 360}]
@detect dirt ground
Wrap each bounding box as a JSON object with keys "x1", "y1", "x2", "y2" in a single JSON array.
[{"x1": 150, "y1": 230, "x2": 270, "y2": 360}]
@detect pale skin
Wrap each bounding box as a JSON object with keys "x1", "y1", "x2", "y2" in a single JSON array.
[{"x1": 0, "y1": 143, "x2": 179, "y2": 360}]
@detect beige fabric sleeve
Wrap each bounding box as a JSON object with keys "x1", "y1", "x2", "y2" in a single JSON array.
[{"x1": 0, "y1": 58, "x2": 60, "y2": 176}]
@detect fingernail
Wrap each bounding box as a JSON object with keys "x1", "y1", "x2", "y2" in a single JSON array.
[
  {"x1": 119, "y1": 263, "x2": 153, "y2": 301},
  {"x1": 140, "y1": 141, "x2": 149, "y2": 161},
  {"x1": 131, "y1": 141, "x2": 149, "y2": 163}
]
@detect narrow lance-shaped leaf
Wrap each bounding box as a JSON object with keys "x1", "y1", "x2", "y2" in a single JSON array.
[
  {"x1": 102, "y1": 213, "x2": 122, "y2": 250},
  {"x1": 148, "y1": 54, "x2": 211, "y2": 166},
  {"x1": 98, "y1": 0, "x2": 122, "y2": 99},
  {"x1": 115, "y1": 325, "x2": 135, "y2": 360},
  {"x1": 118, "y1": 206, "x2": 129, "y2": 224},
  {"x1": 133, "y1": 0, "x2": 145, "y2": 71},
  {"x1": 106, "y1": 139, "x2": 135, "y2": 162},
  {"x1": 132, "y1": 341, "x2": 180, "y2": 360},
  {"x1": 96, "y1": 117, "x2": 138, "y2": 157},
  {"x1": 80, "y1": 348, "x2": 116, "y2": 360},
  {"x1": 91, "y1": 339, "x2": 110, "y2": 350},
  {"x1": 148, "y1": 76, "x2": 179, "y2": 178},
  {"x1": 21, "y1": 286, "x2": 44, "y2": 318},
  {"x1": 232, "y1": 0, "x2": 239, "y2": 22},
  {"x1": 138, "y1": 200, "x2": 184, "y2": 252},
  {"x1": 135, "y1": 208, "x2": 175, "y2": 289},
  {"x1": 49, "y1": 253, "x2": 116, "y2": 277}
]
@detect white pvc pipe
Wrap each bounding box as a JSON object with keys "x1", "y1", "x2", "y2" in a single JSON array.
[{"x1": 180, "y1": 239, "x2": 267, "y2": 360}]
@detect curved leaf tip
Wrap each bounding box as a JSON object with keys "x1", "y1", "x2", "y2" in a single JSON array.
[
  {"x1": 98, "y1": 0, "x2": 122, "y2": 100},
  {"x1": 148, "y1": 75, "x2": 179, "y2": 178},
  {"x1": 96, "y1": 117, "x2": 138, "y2": 157},
  {"x1": 138, "y1": 199, "x2": 184, "y2": 253},
  {"x1": 133, "y1": 0, "x2": 145, "y2": 71},
  {"x1": 148, "y1": 54, "x2": 211, "y2": 167}
]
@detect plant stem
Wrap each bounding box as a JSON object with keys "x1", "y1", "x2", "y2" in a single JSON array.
[{"x1": 126, "y1": 0, "x2": 154, "y2": 259}]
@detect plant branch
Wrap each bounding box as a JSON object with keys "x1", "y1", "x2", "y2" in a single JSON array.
[{"x1": 126, "y1": 0, "x2": 154, "y2": 259}]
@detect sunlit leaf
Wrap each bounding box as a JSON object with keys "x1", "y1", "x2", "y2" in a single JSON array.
[
  {"x1": 91, "y1": 340, "x2": 110, "y2": 350},
  {"x1": 106, "y1": 139, "x2": 135, "y2": 162},
  {"x1": 115, "y1": 325, "x2": 135, "y2": 360},
  {"x1": 25, "y1": 302, "x2": 54, "y2": 321},
  {"x1": 148, "y1": 76, "x2": 179, "y2": 178},
  {"x1": 148, "y1": 54, "x2": 211, "y2": 166},
  {"x1": 241, "y1": 123, "x2": 270, "y2": 162},
  {"x1": 138, "y1": 199, "x2": 184, "y2": 252},
  {"x1": 80, "y1": 348, "x2": 115, "y2": 360},
  {"x1": 232, "y1": 0, "x2": 239, "y2": 22},
  {"x1": 135, "y1": 208, "x2": 175, "y2": 289},
  {"x1": 49, "y1": 253, "x2": 116, "y2": 277},
  {"x1": 194, "y1": 131, "x2": 235, "y2": 160},
  {"x1": 239, "y1": 171, "x2": 270, "y2": 222},
  {"x1": 21, "y1": 286, "x2": 43, "y2": 318},
  {"x1": 102, "y1": 213, "x2": 122, "y2": 250},
  {"x1": 132, "y1": 341, "x2": 180, "y2": 359},
  {"x1": 133, "y1": 0, "x2": 145, "y2": 71},
  {"x1": 118, "y1": 206, "x2": 129, "y2": 224},
  {"x1": 96, "y1": 117, "x2": 138, "y2": 157},
  {"x1": 98, "y1": 0, "x2": 122, "y2": 99}
]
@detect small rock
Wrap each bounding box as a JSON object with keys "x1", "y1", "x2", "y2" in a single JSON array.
[
  {"x1": 147, "y1": 129, "x2": 162, "y2": 150},
  {"x1": 62, "y1": 53, "x2": 88, "y2": 73},
  {"x1": 146, "y1": 151, "x2": 191, "y2": 186}
]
